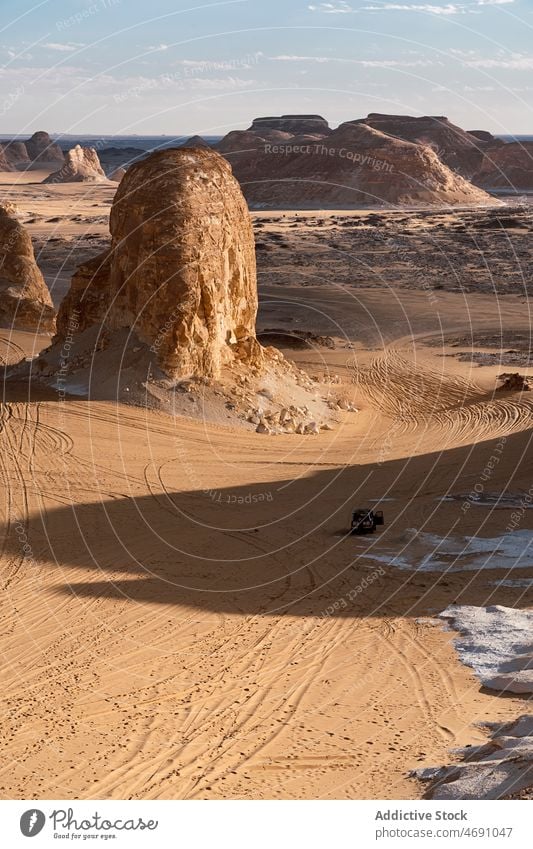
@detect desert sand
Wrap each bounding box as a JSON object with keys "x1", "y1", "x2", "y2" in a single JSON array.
[{"x1": 0, "y1": 168, "x2": 531, "y2": 800}]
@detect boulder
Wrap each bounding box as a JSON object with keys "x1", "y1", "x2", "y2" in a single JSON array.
[
  {"x1": 0, "y1": 205, "x2": 55, "y2": 332},
  {"x1": 44, "y1": 145, "x2": 107, "y2": 183},
  {"x1": 55, "y1": 147, "x2": 260, "y2": 379},
  {"x1": 497, "y1": 372, "x2": 531, "y2": 392},
  {"x1": 25, "y1": 131, "x2": 64, "y2": 164}
]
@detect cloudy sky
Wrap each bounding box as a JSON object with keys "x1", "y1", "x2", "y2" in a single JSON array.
[{"x1": 1, "y1": 0, "x2": 532, "y2": 135}]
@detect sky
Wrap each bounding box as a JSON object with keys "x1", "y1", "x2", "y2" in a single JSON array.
[{"x1": 1, "y1": 0, "x2": 533, "y2": 136}]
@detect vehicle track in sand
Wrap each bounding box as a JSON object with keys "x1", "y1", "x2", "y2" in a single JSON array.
[{"x1": 352, "y1": 348, "x2": 533, "y2": 444}]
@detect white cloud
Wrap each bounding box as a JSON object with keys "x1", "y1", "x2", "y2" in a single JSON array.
[
  {"x1": 147, "y1": 44, "x2": 169, "y2": 52},
  {"x1": 308, "y1": 0, "x2": 515, "y2": 12},
  {"x1": 308, "y1": 2, "x2": 354, "y2": 12},
  {"x1": 451, "y1": 48, "x2": 533, "y2": 69},
  {"x1": 43, "y1": 42, "x2": 83, "y2": 52},
  {"x1": 466, "y1": 56, "x2": 533, "y2": 69},
  {"x1": 270, "y1": 54, "x2": 436, "y2": 67}
]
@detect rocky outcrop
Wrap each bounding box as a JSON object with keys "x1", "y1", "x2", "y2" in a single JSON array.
[
  {"x1": 216, "y1": 130, "x2": 266, "y2": 155},
  {"x1": 182, "y1": 135, "x2": 211, "y2": 148},
  {"x1": 0, "y1": 148, "x2": 15, "y2": 172},
  {"x1": 474, "y1": 141, "x2": 533, "y2": 191},
  {"x1": 227, "y1": 120, "x2": 494, "y2": 208},
  {"x1": 0, "y1": 205, "x2": 55, "y2": 332},
  {"x1": 25, "y1": 131, "x2": 64, "y2": 165},
  {"x1": 249, "y1": 115, "x2": 330, "y2": 136},
  {"x1": 55, "y1": 148, "x2": 260, "y2": 378},
  {"x1": 1, "y1": 142, "x2": 30, "y2": 169},
  {"x1": 44, "y1": 145, "x2": 107, "y2": 183},
  {"x1": 357, "y1": 114, "x2": 495, "y2": 179},
  {"x1": 497, "y1": 372, "x2": 531, "y2": 392},
  {"x1": 468, "y1": 130, "x2": 498, "y2": 144}
]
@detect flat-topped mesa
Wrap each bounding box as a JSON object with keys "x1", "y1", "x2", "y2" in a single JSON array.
[
  {"x1": 43, "y1": 145, "x2": 108, "y2": 183},
  {"x1": 357, "y1": 113, "x2": 492, "y2": 178},
  {"x1": 25, "y1": 131, "x2": 64, "y2": 164},
  {"x1": 249, "y1": 115, "x2": 331, "y2": 136},
  {"x1": 0, "y1": 205, "x2": 55, "y2": 332},
  {"x1": 56, "y1": 147, "x2": 260, "y2": 379}
]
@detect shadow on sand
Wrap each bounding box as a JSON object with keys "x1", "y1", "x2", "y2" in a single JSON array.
[{"x1": 2, "y1": 402, "x2": 532, "y2": 620}]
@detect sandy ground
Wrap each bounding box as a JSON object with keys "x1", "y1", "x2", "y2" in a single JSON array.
[{"x1": 0, "y1": 173, "x2": 532, "y2": 800}]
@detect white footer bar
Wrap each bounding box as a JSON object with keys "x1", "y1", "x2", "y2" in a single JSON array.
[{"x1": 2, "y1": 800, "x2": 530, "y2": 848}]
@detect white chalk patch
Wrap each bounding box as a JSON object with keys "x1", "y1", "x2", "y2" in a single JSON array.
[
  {"x1": 414, "y1": 713, "x2": 533, "y2": 799},
  {"x1": 489, "y1": 578, "x2": 532, "y2": 588},
  {"x1": 50, "y1": 380, "x2": 89, "y2": 397},
  {"x1": 442, "y1": 493, "x2": 533, "y2": 509},
  {"x1": 361, "y1": 528, "x2": 533, "y2": 572},
  {"x1": 439, "y1": 604, "x2": 533, "y2": 694}
]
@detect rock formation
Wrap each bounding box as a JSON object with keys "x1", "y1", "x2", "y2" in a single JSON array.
[
  {"x1": 0, "y1": 148, "x2": 14, "y2": 172},
  {"x1": 249, "y1": 115, "x2": 331, "y2": 136},
  {"x1": 223, "y1": 120, "x2": 494, "y2": 208},
  {"x1": 497, "y1": 372, "x2": 531, "y2": 392},
  {"x1": 357, "y1": 114, "x2": 495, "y2": 178},
  {"x1": 44, "y1": 145, "x2": 108, "y2": 183},
  {"x1": 474, "y1": 141, "x2": 533, "y2": 191},
  {"x1": 0, "y1": 205, "x2": 55, "y2": 332},
  {"x1": 181, "y1": 135, "x2": 211, "y2": 148},
  {"x1": 216, "y1": 130, "x2": 267, "y2": 155},
  {"x1": 109, "y1": 166, "x2": 127, "y2": 183},
  {"x1": 0, "y1": 142, "x2": 30, "y2": 169},
  {"x1": 55, "y1": 147, "x2": 260, "y2": 378},
  {"x1": 25, "y1": 131, "x2": 64, "y2": 165}
]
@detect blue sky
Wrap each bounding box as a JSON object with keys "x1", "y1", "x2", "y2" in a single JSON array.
[{"x1": 1, "y1": 0, "x2": 533, "y2": 135}]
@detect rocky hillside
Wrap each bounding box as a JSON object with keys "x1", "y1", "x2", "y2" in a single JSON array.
[{"x1": 217, "y1": 119, "x2": 494, "y2": 208}]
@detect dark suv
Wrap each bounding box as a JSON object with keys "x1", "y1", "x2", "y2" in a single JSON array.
[{"x1": 351, "y1": 509, "x2": 384, "y2": 535}]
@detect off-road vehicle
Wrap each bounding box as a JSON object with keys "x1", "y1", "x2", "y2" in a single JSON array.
[{"x1": 351, "y1": 508, "x2": 384, "y2": 535}]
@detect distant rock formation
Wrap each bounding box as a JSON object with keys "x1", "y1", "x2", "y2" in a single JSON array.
[
  {"x1": 249, "y1": 115, "x2": 331, "y2": 136},
  {"x1": 357, "y1": 114, "x2": 495, "y2": 179},
  {"x1": 25, "y1": 131, "x2": 64, "y2": 165},
  {"x1": 0, "y1": 148, "x2": 15, "y2": 172},
  {"x1": 468, "y1": 130, "x2": 498, "y2": 144},
  {"x1": 0, "y1": 205, "x2": 55, "y2": 332},
  {"x1": 216, "y1": 130, "x2": 266, "y2": 155},
  {"x1": 98, "y1": 146, "x2": 148, "y2": 173},
  {"x1": 109, "y1": 167, "x2": 126, "y2": 182},
  {"x1": 474, "y1": 141, "x2": 533, "y2": 191},
  {"x1": 221, "y1": 119, "x2": 494, "y2": 208},
  {"x1": 181, "y1": 135, "x2": 211, "y2": 148},
  {"x1": 55, "y1": 148, "x2": 260, "y2": 378},
  {"x1": 1, "y1": 142, "x2": 30, "y2": 169},
  {"x1": 43, "y1": 145, "x2": 108, "y2": 183}
]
